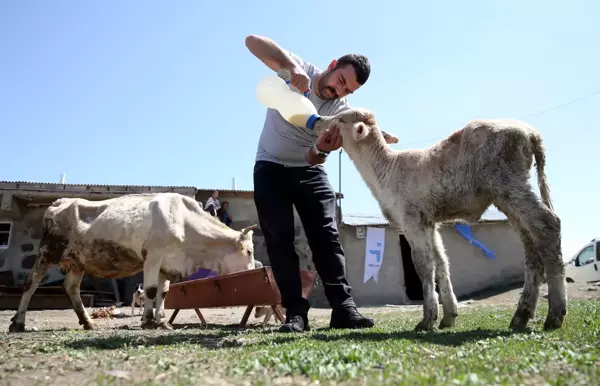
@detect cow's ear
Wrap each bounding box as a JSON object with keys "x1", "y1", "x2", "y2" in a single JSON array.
[{"x1": 353, "y1": 122, "x2": 369, "y2": 141}]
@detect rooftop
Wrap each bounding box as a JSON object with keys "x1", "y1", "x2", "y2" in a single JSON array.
[{"x1": 0, "y1": 180, "x2": 343, "y2": 201}]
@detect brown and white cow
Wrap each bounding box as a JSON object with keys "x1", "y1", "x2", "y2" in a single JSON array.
[
  {"x1": 313, "y1": 108, "x2": 565, "y2": 332},
  {"x1": 8, "y1": 192, "x2": 257, "y2": 332}
]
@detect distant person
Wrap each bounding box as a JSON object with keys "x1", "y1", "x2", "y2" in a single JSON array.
[
  {"x1": 204, "y1": 190, "x2": 220, "y2": 217},
  {"x1": 217, "y1": 201, "x2": 233, "y2": 228},
  {"x1": 245, "y1": 34, "x2": 397, "y2": 333}
]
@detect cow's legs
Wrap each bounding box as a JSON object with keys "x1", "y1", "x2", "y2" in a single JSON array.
[
  {"x1": 432, "y1": 228, "x2": 458, "y2": 329},
  {"x1": 9, "y1": 257, "x2": 50, "y2": 333},
  {"x1": 141, "y1": 256, "x2": 161, "y2": 329},
  {"x1": 403, "y1": 220, "x2": 438, "y2": 332},
  {"x1": 154, "y1": 273, "x2": 172, "y2": 329},
  {"x1": 63, "y1": 268, "x2": 95, "y2": 330}
]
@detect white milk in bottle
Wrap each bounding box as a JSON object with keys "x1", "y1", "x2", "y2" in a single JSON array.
[{"x1": 255, "y1": 74, "x2": 321, "y2": 129}]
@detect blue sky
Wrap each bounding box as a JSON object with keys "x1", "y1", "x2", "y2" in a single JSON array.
[{"x1": 1, "y1": 0, "x2": 598, "y2": 260}]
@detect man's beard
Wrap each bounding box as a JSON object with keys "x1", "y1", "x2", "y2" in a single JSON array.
[{"x1": 317, "y1": 71, "x2": 338, "y2": 100}]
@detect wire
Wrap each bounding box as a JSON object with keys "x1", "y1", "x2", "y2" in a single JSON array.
[{"x1": 396, "y1": 89, "x2": 600, "y2": 147}]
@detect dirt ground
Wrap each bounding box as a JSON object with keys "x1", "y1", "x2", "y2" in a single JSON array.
[
  {"x1": 1, "y1": 281, "x2": 598, "y2": 332},
  {"x1": 1, "y1": 282, "x2": 598, "y2": 386}
]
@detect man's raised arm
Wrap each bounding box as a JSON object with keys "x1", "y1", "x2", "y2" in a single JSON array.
[
  {"x1": 245, "y1": 34, "x2": 310, "y2": 93},
  {"x1": 245, "y1": 34, "x2": 298, "y2": 73}
]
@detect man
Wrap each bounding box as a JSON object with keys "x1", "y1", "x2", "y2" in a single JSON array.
[{"x1": 246, "y1": 34, "x2": 396, "y2": 333}]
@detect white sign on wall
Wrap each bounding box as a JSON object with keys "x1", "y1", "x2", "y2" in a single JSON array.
[{"x1": 363, "y1": 227, "x2": 386, "y2": 283}]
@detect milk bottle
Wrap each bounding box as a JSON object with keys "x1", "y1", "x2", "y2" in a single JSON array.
[{"x1": 255, "y1": 73, "x2": 321, "y2": 129}]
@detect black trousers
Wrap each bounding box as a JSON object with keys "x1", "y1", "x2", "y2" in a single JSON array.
[{"x1": 253, "y1": 160, "x2": 355, "y2": 316}]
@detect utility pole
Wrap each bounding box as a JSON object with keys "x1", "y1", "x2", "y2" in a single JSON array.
[{"x1": 337, "y1": 149, "x2": 343, "y2": 224}]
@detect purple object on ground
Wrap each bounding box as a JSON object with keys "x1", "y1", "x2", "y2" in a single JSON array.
[{"x1": 183, "y1": 268, "x2": 217, "y2": 282}]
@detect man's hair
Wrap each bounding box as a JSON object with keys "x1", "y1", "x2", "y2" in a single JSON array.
[{"x1": 334, "y1": 54, "x2": 371, "y2": 85}]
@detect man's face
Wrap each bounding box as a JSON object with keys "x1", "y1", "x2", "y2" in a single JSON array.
[{"x1": 317, "y1": 61, "x2": 362, "y2": 100}]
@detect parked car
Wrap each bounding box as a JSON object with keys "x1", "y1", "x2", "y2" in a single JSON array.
[{"x1": 565, "y1": 237, "x2": 600, "y2": 283}]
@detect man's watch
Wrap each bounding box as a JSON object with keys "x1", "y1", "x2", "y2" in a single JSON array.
[{"x1": 312, "y1": 144, "x2": 330, "y2": 158}]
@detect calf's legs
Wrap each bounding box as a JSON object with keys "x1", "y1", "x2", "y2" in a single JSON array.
[
  {"x1": 8, "y1": 257, "x2": 49, "y2": 333},
  {"x1": 404, "y1": 222, "x2": 439, "y2": 332},
  {"x1": 432, "y1": 229, "x2": 459, "y2": 329},
  {"x1": 494, "y1": 186, "x2": 566, "y2": 330}
]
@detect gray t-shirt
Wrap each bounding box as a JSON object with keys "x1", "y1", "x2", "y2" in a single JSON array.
[{"x1": 255, "y1": 51, "x2": 350, "y2": 167}]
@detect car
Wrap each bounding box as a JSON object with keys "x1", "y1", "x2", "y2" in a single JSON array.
[{"x1": 565, "y1": 237, "x2": 600, "y2": 283}]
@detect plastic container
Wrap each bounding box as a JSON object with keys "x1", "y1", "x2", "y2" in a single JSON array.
[{"x1": 256, "y1": 74, "x2": 320, "y2": 129}]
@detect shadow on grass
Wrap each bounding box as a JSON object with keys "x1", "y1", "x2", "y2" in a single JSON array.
[
  {"x1": 168, "y1": 322, "x2": 267, "y2": 331},
  {"x1": 62, "y1": 322, "x2": 272, "y2": 351},
  {"x1": 63, "y1": 331, "x2": 232, "y2": 350},
  {"x1": 251, "y1": 327, "x2": 530, "y2": 348}
]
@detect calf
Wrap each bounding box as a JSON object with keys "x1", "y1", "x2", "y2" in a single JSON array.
[
  {"x1": 8, "y1": 192, "x2": 257, "y2": 332},
  {"x1": 313, "y1": 108, "x2": 565, "y2": 332}
]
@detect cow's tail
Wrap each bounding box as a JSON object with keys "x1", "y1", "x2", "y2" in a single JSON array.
[{"x1": 530, "y1": 130, "x2": 554, "y2": 211}]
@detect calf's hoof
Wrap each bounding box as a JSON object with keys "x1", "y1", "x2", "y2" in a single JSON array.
[
  {"x1": 543, "y1": 315, "x2": 564, "y2": 331},
  {"x1": 439, "y1": 316, "x2": 456, "y2": 329},
  {"x1": 414, "y1": 319, "x2": 435, "y2": 332},
  {"x1": 157, "y1": 321, "x2": 173, "y2": 330},
  {"x1": 509, "y1": 310, "x2": 532, "y2": 331},
  {"x1": 8, "y1": 322, "x2": 25, "y2": 333}
]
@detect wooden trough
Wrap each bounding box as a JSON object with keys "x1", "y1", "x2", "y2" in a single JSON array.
[{"x1": 164, "y1": 266, "x2": 317, "y2": 326}]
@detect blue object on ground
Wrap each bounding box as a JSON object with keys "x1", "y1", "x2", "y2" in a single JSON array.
[
  {"x1": 183, "y1": 268, "x2": 217, "y2": 281},
  {"x1": 454, "y1": 222, "x2": 496, "y2": 259}
]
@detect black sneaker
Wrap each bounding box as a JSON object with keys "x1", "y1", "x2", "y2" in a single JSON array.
[
  {"x1": 330, "y1": 306, "x2": 375, "y2": 329},
  {"x1": 278, "y1": 314, "x2": 310, "y2": 333}
]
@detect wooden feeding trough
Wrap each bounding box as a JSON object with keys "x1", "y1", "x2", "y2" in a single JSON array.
[{"x1": 164, "y1": 266, "x2": 317, "y2": 326}]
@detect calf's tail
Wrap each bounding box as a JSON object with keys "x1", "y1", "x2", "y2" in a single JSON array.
[{"x1": 530, "y1": 131, "x2": 554, "y2": 211}]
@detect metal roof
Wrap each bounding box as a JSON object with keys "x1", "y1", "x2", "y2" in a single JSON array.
[
  {"x1": 0, "y1": 181, "x2": 342, "y2": 197},
  {"x1": 0, "y1": 181, "x2": 255, "y2": 192},
  {"x1": 342, "y1": 206, "x2": 508, "y2": 227},
  {"x1": 0, "y1": 181, "x2": 196, "y2": 189}
]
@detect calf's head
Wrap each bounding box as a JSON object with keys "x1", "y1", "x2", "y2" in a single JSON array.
[
  {"x1": 314, "y1": 108, "x2": 392, "y2": 150},
  {"x1": 220, "y1": 224, "x2": 258, "y2": 274}
]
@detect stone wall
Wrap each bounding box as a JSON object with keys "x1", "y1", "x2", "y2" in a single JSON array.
[{"x1": 0, "y1": 205, "x2": 64, "y2": 286}]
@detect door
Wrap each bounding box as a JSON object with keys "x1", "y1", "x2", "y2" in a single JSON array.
[{"x1": 569, "y1": 244, "x2": 599, "y2": 283}]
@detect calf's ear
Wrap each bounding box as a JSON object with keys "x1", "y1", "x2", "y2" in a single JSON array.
[{"x1": 353, "y1": 122, "x2": 370, "y2": 142}]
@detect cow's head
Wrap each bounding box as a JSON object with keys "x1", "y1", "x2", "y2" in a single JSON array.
[
  {"x1": 313, "y1": 108, "x2": 398, "y2": 151},
  {"x1": 220, "y1": 224, "x2": 257, "y2": 274}
]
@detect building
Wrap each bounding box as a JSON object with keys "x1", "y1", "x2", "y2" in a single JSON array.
[
  {"x1": 338, "y1": 208, "x2": 526, "y2": 305},
  {"x1": 0, "y1": 180, "x2": 525, "y2": 309}
]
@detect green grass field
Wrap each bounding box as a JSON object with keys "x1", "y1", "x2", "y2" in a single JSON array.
[{"x1": 2, "y1": 300, "x2": 599, "y2": 385}]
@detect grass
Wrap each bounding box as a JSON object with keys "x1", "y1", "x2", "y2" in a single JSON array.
[{"x1": 1, "y1": 300, "x2": 600, "y2": 385}]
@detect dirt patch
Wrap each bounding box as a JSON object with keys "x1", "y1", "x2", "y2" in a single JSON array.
[
  {"x1": 1, "y1": 282, "x2": 596, "y2": 332},
  {"x1": 459, "y1": 281, "x2": 600, "y2": 307}
]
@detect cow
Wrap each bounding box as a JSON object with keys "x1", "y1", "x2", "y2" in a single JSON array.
[
  {"x1": 8, "y1": 192, "x2": 257, "y2": 332},
  {"x1": 312, "y1": 108, "x2": 566, "y2": 332}
]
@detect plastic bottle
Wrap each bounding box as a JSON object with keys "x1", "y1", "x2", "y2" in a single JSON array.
[{"x1": 255, "y1": 74, "x2": 320, "y2": 129}]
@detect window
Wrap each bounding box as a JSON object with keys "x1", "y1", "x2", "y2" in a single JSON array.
[
  {"x1": 576, "y1": 246, "x2": 595, "y2": 266},
  {"x1": 0, "y1": 222, "x2": 11, "y2": 249}
]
